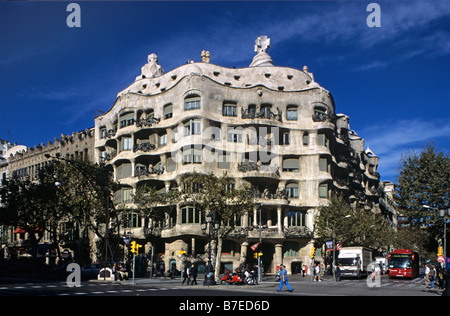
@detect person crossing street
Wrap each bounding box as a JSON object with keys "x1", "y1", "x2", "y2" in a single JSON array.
[{"x1": 277, "y1": 264, "x2": 294, "y2": 292}]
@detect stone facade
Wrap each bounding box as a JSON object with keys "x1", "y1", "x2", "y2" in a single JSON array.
[{"x1": 94, "y1": 37, "x2": 392, "y2": 274}]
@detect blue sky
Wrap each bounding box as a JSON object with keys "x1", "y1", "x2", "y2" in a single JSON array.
[{"x1": 1, "y1": 1, "x2": 449, "y2": 182}]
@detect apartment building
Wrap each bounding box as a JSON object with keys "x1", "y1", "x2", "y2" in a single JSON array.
[{"x1": 93, "y1": 36, "x2": 390, "y2": 274}]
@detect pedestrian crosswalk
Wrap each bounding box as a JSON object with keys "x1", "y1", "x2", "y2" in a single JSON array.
[{"x1": 331, "y1": 276, "x2": 427, "y2": 289}]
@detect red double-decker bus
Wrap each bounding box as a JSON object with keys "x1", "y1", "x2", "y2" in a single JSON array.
[{"x1": 388, "y1": 249, "x2": 419, "y2": 278}]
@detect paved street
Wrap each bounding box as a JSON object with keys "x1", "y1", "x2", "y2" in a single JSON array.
[{"x1": 0, "y1": 273, "x2": 444, "y2": 297}]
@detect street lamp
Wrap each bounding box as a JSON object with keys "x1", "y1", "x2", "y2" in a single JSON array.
[
  {"x1": 201, "y1": 211, "x2": 220, "y2": 286},
  {"x1": 332, "y1": 214, "x2": 351, "y2": 281},
  {"x1": 423, "y1": 205, "x2": 450, "y2": 259}
]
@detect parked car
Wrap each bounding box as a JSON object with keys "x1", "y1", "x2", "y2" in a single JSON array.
[{"x1": 81, "y1": 263, "x2": 102, "y2": 279}]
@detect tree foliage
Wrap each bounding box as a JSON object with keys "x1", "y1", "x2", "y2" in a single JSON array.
[
  {"x1": 396, "y1": 142, "x2": 450, "y2": 255},
  {"x1": 396, "y1": 143, "x2": 450, "y2": 225},
  {"x1": 315, "y1": 193, "x2": 393, "y2": 250}
]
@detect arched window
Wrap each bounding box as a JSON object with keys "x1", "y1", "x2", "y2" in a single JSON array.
[{"x1": 184, "y1": 95, "x2": 201, "y2": 111}]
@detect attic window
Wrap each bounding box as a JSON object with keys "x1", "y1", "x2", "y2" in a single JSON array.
[
  {"x1": 171, "y1": 75, "x2": 177, "y2": 80},
  {"x1": 213, "y1": 71, "x2": 220, "y2": 76},
  {"x1": 264, "y1": 73, "x2": 271, "y2": 78},
  {"x1": 234, "y1": 75, "x2": 240, "y2": 80},
  {"x1": 287, "y1": 75, "x2": 293, "y2": 80}
]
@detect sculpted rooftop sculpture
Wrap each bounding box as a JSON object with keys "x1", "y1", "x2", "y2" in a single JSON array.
[
  {"x1": 249, "y1": 35, "x2": 274, "y2": 67},
  {"x1": 135, "y1": 53, "x2": 164, "y2": 81}
]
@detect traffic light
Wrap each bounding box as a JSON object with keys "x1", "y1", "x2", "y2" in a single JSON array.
[
  {"x1": 310, "y1": 246, "x2": 316, "y2": 259},
  {"x1": 130, "y1": 241, "x2": 137, "y2": 255},
  {"x1": 130, "y1": 241, "x2": 142, "y2": 255}
]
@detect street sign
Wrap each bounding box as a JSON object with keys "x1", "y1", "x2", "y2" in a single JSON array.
[{"x1": 438, "y1": 255, "x2": 445, "y2": 263}]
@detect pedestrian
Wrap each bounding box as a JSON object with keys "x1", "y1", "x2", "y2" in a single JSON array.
[
  {"x1": 336, "y1": 266, "x2": 342, "y2": 282},
  {"x1": 277, "y1": 264, "x2": 293, "y2": 292},
  {"x1": 314, "y1": 263, "x2": 321, "y2": 282},
  {"x1": 429, "y1": 265, "x2": 436, "y2": 289},
  {"x1": 182, "y1": 264, "x2": 191, "y2": 285},
  {"x1": 190, "y1": 265, "x2": 198, "y2": 285},
  {"x1": 425, "y1": 264, "x2": 430, "y2": 288},
  {"x1": 160, "y1": 263, "x2": 165, "y2": 278},
  {"x1": 438, "y1": 266, "x2": 444, "y2": 289},
  {"x1": 302, "y1": 265, "x2": 306, "y2": 277}
]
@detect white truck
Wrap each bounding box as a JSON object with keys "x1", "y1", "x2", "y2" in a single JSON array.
[{"x1": 337, "y1": 247, "x2": 373, "y2": 278}]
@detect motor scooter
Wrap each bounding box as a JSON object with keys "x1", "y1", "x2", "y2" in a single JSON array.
[{"x1": 220, "y1": 270, "x2": 232, "y2": 284}]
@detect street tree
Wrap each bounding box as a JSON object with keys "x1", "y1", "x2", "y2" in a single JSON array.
[
  {"x1": 179, "y1": 172, "x2": 255, "y2": 280},
  {"x1": 396, "y1": 143, "x2": 450, "y2": 252},
  {"x1": 315, "y1": 193, "x2": 393, "y2": 251},
  {"x1": 0, "y1": 167, "x2": 60, "y2": 272}
]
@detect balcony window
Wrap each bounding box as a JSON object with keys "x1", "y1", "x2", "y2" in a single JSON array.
[
  {"x1": 114, "y1": 187, "x2": 133, "y2": 204},
  {"x1": 319, "y1": 157, "x2": 329, "y2": 172},
  {"x1": 159, "y1": 134, "x2": 167, "y2": 146},
  {"x1": 287, "y1": 106, "x2": 298, "y2": 121},
  {"x1": 319, "y1": 183, "x2": 329, "y2": 198},
  {"x1": 181, "y1": 206, "x2": 202, "y2": 224},
  {"x1": 122, "y1": 212, "x2": 142, "y2": 228},
  {"x1": 287, "y1": 211, "x2": 306, "y2": 227},
  {"x1": 283, "y1": 132, "x2": 290, "y2": 145},
  {"x1": 285, "y1": 183, "x2": 299, "y2": 198},
  {"x1": 119, "y1": 136, "x2": 133, "y2": 152},
  {"x1": 282, "y1": 158, "x2": 299, "y2": 172},
  {"x1": 163, "y1": 104, "x2": 173, "y2": 119},
  {"x1": 223, "y1": 103, "x2": 237, "y2": 117},
  {"x1": 317, "y1": 133, "x2": 328, "y2": 147},
  {"x1": 218, "y1": 152, "x2": 231, "y2": 169},
  {"x1": 119, "y1": 113, "x2": 135, "y2": 128},
  {"x1": 100, "y1": 127, "x2": 107, "y2": 139},
  {"x1": 182, "y1": 147, "x2": 202, "y2": 164},
  {"x1": 116, "y1": 162, "x2": 132, "y2": 179},
  {"x1": 184, "y1": 96, "x2": 201, "y2": 111},
  {"x1": 227, "y1": 127, "x2": 243, "y2": 143},
  {"x1": 184, "y1": 119, "x2": 201, "y2": 136},
  {"x1": 303, "y1": 133, "x2": 309, "y2": 146}
]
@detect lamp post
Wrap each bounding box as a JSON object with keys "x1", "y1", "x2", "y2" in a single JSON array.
[
  {"x1": 332, "y1": 214, "x2": 351, "y2": 281},
  {"x1": 201, "y1": 211, "x2": 219, "y2": 286},
  {"x1": 258, "y1": 203, "x2": 263, "y2": 283},
  {"x1": 423, "y1": 205, "x2": 450, "y2": 259}
]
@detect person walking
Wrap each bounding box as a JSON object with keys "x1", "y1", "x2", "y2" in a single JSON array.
[
  {"x1": 314, "y1": 263, "x2": 321, "y2": 282},
  {"x1": 429, "y1": 265, "x2": 436, "y2": 289},
  {"x1": 277, "y1": 264, "x2": 293, "y2": 292},
  {"x1": 425, "y1": 264, "x2": 430, "y2": 288},
  {"x1": 336, "y1": 266, "x2": 342, "y2": 282},
  {"x1": 182, "y1": 264, "x2": 191, "y2": 285},
  {"x1": 190, "y1": 265, "x2": 198, "y2": 285}
]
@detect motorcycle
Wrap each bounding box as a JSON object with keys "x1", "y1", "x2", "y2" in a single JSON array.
[
  {"x1": 244, "y1": 270, "x2": 258, "y2": 285},
  {"x1": 276, "y1": 269, "x2": 281, "y2": 282},
  {"x1": 220, "y1": 270, "x2": 232, "y2": 285}
]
